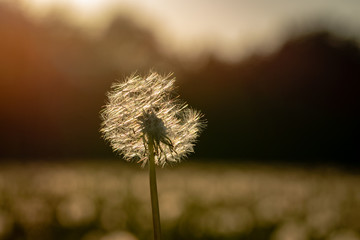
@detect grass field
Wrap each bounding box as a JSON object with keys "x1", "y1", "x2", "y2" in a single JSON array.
[{"x1": 0, "y1": 160, "x2": 359, "y2": 240}]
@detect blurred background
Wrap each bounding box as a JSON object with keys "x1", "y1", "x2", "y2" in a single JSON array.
[{"x1": 0, "y1": 0, "x2": 359, "y2": 239}]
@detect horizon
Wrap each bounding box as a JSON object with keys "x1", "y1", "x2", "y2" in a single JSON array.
[{"x1": 6, "y1": 0, "x2": 360, "y2": 61}]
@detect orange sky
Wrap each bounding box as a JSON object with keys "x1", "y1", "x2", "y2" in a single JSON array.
[{"x1": 7, "y1": 0, "x2": 360, "y2": 61}]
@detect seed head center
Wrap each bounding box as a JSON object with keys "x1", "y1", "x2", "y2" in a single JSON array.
[{"x1": 139, "y1": 110, "x2": 167, "y2": 141}]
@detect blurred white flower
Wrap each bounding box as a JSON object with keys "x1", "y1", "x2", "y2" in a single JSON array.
[{"x1": 100, "y1": 72, "x2": 205, "y2": 166}]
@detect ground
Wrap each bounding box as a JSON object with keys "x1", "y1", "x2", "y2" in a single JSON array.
[{"x1": 0, "y1": 160, "x2": 359, "y2": 240}]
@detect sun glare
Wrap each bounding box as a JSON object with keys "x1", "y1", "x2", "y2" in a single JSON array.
[
  {"x1": 68, "y1": 0, "x2": 105, "y2": 14},
  {"x1": 16, "y1": 0, "x2": 114, "y2": 35}
]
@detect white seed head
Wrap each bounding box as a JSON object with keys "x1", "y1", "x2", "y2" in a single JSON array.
[{"x1": 100, "y1": 72, "x2": 205, "y2": 166}]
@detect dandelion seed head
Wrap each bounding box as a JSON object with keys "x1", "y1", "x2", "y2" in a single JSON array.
[{"x1": 100, "y1": 72, "x2": 205, "y2": 166}]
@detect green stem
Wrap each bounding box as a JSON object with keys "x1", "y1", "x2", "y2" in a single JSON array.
[{"x1": 148, "y1": 138, "x2": 161, "y2": 240}]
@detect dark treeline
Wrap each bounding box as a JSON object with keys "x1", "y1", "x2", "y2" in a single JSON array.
[
  {"x1": 180, "y1": 31, "x2": 359, "y2": 165},
  {"x1": 0, "y1": 3, "x2": 359, "y2": 165}
]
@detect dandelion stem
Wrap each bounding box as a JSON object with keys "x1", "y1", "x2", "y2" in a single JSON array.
[{"x1": 148, "y1": 138, "x2": 161, "y2": 240}]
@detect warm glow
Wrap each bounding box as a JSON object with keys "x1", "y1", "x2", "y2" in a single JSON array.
[{"x1": 10, "y1": 0, "x2": 360, "y2": 61}]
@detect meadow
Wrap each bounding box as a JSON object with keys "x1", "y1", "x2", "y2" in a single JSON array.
[{"x1": 0, "y1": 160, "x2": 359, "y2": 240}]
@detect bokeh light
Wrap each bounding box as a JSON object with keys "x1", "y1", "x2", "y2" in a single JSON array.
[{"x1": 0, "y1": 161, "x2": 359, "y2": 239}]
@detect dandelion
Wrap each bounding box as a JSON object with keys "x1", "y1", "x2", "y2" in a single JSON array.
[{"x1": 100, "y1": 71, "x2": 205, "y2": 240}]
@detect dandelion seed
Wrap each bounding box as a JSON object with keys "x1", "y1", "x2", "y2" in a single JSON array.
[
  {"x1": 100, "y1": 71, "x2": 205, "y2": 240},
  {"x1": 100, "y1": 72, "x2": 205, "y2": 167}
]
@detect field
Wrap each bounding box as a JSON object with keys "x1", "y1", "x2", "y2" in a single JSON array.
[{"x1": 0, "y1": 160, "x2": 359, "y2": 240}]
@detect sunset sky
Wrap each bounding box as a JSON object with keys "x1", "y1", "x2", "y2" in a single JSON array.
[{"x1": 8, "y1": 0, "x2": 360, "y2": 61}]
